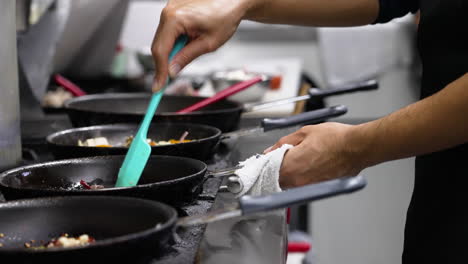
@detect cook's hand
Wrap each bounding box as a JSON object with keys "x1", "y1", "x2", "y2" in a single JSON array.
[
  {"x1": 265, "y1": 123, "x2": 366, "y2": 188},
  {"x1": 151, "y1": 0, "x2": 252, "y2": 92}
]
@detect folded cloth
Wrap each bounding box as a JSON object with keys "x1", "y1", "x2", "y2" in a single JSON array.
[{"x1": 232, "y1": 144, "x2": 293, "y2": 198}]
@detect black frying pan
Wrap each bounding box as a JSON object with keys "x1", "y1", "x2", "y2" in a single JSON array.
[
  {"x1": 0, "y1": 196, "x2": 176, "y2": 263},
  {"x1": 64, "y1": 80, "x2": 377, "y2": 131},
  {"x1": 47, "y1": 123, "x2": 221, "y2": 160},
  {"x1": 0, "y1": 174, "x2": 366, "y2": 263},
  {"x1": 0, "y1": 156, "x2": 210, "y2": 206},
  {"x1": 46, "y1": 105, "x2": 348, "y2": 160}
]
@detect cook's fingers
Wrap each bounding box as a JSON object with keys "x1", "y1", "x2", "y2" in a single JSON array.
[
  {"x1": 151, "y1": 39, "x2": 170, "y2": 92},
  {"x1": 263, "y1": 130, "x2": 305, "y2": 153},
  {"x1": 168, "y1": 37, "x2": 217, "y2": 78},
  {"x1": 151, "y1": 19, "x2": 180, "y2": 92}
]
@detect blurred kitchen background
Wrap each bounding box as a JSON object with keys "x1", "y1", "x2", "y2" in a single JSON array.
[
  {"x1": 1, "y1": 0, "x2": 421, "y2": 263},
  {"x1": 119, "y1": 3, "x2": 420, "y2": 263}
]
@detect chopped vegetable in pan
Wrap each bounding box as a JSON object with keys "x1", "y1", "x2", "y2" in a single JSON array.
[
  {"x1": 79, "y1": 180, "x2": 104, "y2": 190},
  {"x1": 77, "y1": 131, "x2": 192, "y2": 147},
  {"x1": 78, "y1": 137, "x2": 111, "y2": 147},
  {"x1": 25, "y1": 234, "x2": 95, "y2": 250},
  {"x1": 124, "y1": 136, "x2": 191, "y2": 147}
]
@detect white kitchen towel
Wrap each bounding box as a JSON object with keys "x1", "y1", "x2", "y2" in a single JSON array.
[{"x1": 232, "y1": 144, "x2": 293, "y2": 197}]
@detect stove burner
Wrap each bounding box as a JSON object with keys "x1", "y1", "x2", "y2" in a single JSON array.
[
  {"x1": 13, "y1": 113, "x2": 289, "y2": 263},
  {"x1": 13, "y1": 116, "x2": 234, "y2": 263}
]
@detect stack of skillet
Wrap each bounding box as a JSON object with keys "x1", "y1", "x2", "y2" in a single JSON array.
[{"x1": 0, "y1": 80, "x2": 376, "y2": 263}]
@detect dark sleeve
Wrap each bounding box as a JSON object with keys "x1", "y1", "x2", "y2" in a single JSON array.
[{"x1": 373, "y1": 0, "x2": 419, "y2": 24}]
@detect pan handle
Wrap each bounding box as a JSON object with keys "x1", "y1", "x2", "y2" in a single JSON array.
[
  {"x1": 243, "y1": 79, "x2": 378, "y2": 113},
  {"x1": 309, "y1": 79, "x2": 378, "y2": 98},
  {"x1": 207, "y1": 165, "x2": 243, "y2": 178},
  {"x1": 176, "y1": 175, "x2": 366, "y2": 226},
  {"x1": 220, "y1": 105, "x2": 348, "y2": 140},
  {"x1": 243, "y1": 94, "x2": 310, "y2": 113},
  {"x1": 239, "y1": 175, "x2": 366, "y2": 215},
  {"x1": 261, "y1": 105, "x2": 347, "y2": 132}
]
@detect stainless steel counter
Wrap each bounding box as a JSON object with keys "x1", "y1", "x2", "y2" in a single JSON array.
[
  {"x1": 197, "y1": 123, "x2": 299, "y2": 264},
  {"x1": 198, "y1": 192, "x2": 288, "y2": 264}
]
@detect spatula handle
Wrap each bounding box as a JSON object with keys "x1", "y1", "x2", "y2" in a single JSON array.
[
  {"x1": 176, "y1": 76, "x2": 263, "y2": 113},
  {"x1": 54, "y1": 74, "x2": 87, "y2": 96},
  {"x1": 138, "y1": 35, "x2": 189, "y2": 136},
  {"x1": 115, "y1": 36, "x2": 189, "y2": 188}
]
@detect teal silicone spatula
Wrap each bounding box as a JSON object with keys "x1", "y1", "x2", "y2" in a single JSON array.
[{"x1": 115, "y1": 35, "x2": 188, "y2": 187}]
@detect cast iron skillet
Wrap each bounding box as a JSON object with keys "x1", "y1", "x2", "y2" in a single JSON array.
[
  {"x1": 65, "y1": 94, "x2": 243, "y2": 131},
  {"x1": 46, "y1": 105, "x2": 347, "y2": 160},
  {"x1": 0, "y1": 155, "x2": 209, "y2": 206},
  {"x1": 0, "y1": 196, "x2": 176, "y2": 263},
  {"x1": 64, "y1": 80, "x2": 377, "y2": 132},
  {"x1": 0, "y1": 174, "x2": 366, "y2": 263},
  {"x1": 47, "y1": 123, "x2": 221, "y2": 160}
]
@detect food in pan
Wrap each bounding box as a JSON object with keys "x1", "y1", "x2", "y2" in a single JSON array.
[
  {"x1": 123, "y1": 135, "x2": 191, "y2": 147},
  {"x1": 77, "y1": 131, "x2": 191, "y2": 147},
  {"x1": 24, "y1": 234, "x2": 95, "y2": 250},
  {"x1": 42, "y1": 87, "x2": 73, "y2": 108},
  {"x1": 77, "y1": 137, "x2": 112, "y2": 147},
  {"x1": 64, "y1": 179, "x2": 107, "y2": 191},
  {"x1": 79, "y1": 180, "x2": 104, "y2": 190}
]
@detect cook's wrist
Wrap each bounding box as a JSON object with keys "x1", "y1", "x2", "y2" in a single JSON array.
[
  {"x1": 242, "y1": 0, "x2": 268, "y2": 20},
  {"x1": 345, "y1": 123, "x2": 380, "y2": 172}
]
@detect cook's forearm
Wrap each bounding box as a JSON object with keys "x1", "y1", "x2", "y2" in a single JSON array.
[
  {"x1": 350, "y1": 73, "x2": 468, "y2": 168},
  {"x1": 244, "y1": 0, "x2": 380, "y2": 27}
]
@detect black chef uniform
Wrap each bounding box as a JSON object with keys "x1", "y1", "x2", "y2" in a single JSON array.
[{"x1": 375, "y1": 0, "x2": 468, "y2": 263}]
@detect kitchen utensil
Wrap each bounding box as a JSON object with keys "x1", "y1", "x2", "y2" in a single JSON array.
[
  {"x1": 54, "y1": 74, "x2": 87, "y2": 96},
  {"x1": 64, "y1": 80, "x2": 378, "y2": 132},
  {"x1": 0, "y1": 155, "x2": 208, "y2": 205},
  {"x1": 210, "y1": 68, "x2": 272, "y2": 103},
  {"x1": 115, "y1": 35, "x2": 187, "y2": 188},
  {"x1": 0, "y1": 174, "x2": 365, "y2": 262},
  {"x1": 0, "y1": 154, "x2": 252, "y2": 205},
  {"x1": 177, "y1": 76, "x2": 263, "y2": 113},
  {"x1": 247, "y1": 79, "x2": 378, "y2": 112},
  {"x1": 0, "y1": 196, "x2": 175, "y2": 263},
  {"x1": 47, "y1": 105, "x2": 347, "y2": 160}
]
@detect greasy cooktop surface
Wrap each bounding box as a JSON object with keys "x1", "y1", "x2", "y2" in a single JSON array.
[{"x1": 11, "y1": 114, "x2": 292, "y2": 264}]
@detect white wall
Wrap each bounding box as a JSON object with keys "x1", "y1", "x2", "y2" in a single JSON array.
[{"x1": 309, "y1": 158, "x2": 415, "y2": 264}]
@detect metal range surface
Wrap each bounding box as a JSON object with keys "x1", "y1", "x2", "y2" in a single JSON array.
[
  {"x1": 7, "y1": 115, "x2": 292, "y2": 263},
  {"x1": 196, "y1": 127, "x2": 293, "y2": 264}
]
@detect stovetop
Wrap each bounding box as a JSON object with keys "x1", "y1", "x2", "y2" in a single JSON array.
[{"x1": 14, "y1": 113, "x2": 291, "y2": 264}]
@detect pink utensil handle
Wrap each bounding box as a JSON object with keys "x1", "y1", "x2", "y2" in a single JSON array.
[
  {"x1": 176, "y1": 76, "x2": 263, "y2": 113},
  {"x1": 287, "y1": 242, "x2": 311, "y2": 253},
  {"x1": 54, "y1": 74, "x2": 87, "y2": 96}
]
